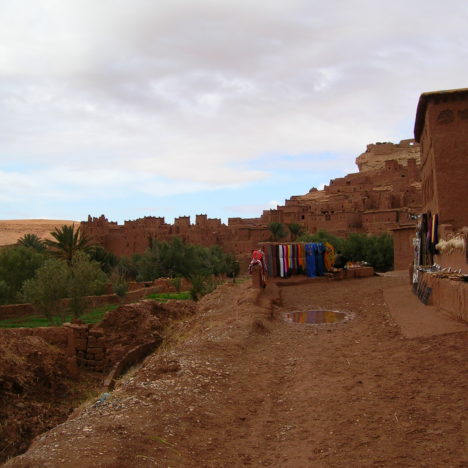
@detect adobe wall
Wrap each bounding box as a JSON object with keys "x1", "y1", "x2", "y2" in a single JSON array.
[
  {"x1": 418, "y1": 93, "x2": 468, "y2": 229},
  {"x1": 420, "y1": 272, "x2": 468, "y2": 322},
  {"x1": 434, "y1": 249, "x2": 468, "y2": 275},
  {"x1": 392, "y1": 226, "x2": 416, "y2": 270},
  {"x1": 0, "y1": 303, "x2": 37, "y2": 320}
]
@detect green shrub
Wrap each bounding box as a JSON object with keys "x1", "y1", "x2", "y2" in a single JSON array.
[
  {"x1": 287, "y1": 223, "x2": 304, "y2": 241},
  {"x1": 113, "y1": 279, "x2": 129, "y2": 297},
  {"x1": 225, "y1": 254, "x2": 240, "y2": 281},
  {"x1": 89, "y1": 246, "x2": 119, "y2": 275},
  {"x1": 68, "y1": 252, "x2": 108, "y2": 318},
  {"x1": 134, "y1": 238, "x2": 238, "y2": 286},
  {"x1": 298, "y1": 229, "x2": 345, "y2": 251},
  {"x1": 170, "y1": 276, "x2": 182, "y2": 292},
  {"x1": 0, "y1": 246, "x2": 45, "y2": 304},
  {"x1": 0, "y1": 280, "x2": 9, "y2": 305},
  {"x1": 268, "y1": 222, "x2": 287, "y2": 242},
  {"x1": 117, "y1": 256, "x2": 139, "y2": 281},
  {"x1": 189, "y1": 274, "x2": 211, "y2": 301},
  {"x1": 22, "y1": 252, "x2": 109, "y2": 322},
  {"x1": 22, "y1": 258, "x2": 70, "y2": 323}
]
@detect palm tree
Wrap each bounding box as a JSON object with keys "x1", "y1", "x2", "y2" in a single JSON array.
[
  {"x1": 268, "y1": 222, "x2": 286, "y2": 242},
  {"x1": 45, "y1": 224, "x2": 94, "y2": 264},
  {"x1": 287, "y1": 223, "x2": 304, "y2": 241},
  {"x1": 17, "y1": 233, "x2": 46, "y2": 252}
]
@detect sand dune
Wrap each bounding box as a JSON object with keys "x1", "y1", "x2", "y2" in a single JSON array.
[{"x1": 0, "y1": 219, "x2": 77, "y2": 246}]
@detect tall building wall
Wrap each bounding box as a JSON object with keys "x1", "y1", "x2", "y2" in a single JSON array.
[{"x1": 415, "y1": 89, "x2": 468, "y2": 229}]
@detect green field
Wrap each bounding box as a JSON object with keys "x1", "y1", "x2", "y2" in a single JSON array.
[
  {"x1": 145, "y1": 291, "x2": 191, "y2": 302},
  {"x1": 0, "y1": 304, "x2": 119, "y2": 329},
  {"x1": 0, "y1": 293, "x2": 192, "y2": 328}
]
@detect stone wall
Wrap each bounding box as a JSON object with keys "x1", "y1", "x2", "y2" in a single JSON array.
[{"x1": 66, "y1": 324, "x2": 106, "y2": 373}]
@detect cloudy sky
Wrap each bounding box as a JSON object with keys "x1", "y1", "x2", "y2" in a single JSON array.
[{"x1": 1, "y1": 0, "x2": 467, "y2": 224}]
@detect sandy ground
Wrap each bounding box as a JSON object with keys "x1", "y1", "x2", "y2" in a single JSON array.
[
  {"x1": 4, "y1": 273, "x2": 468, "y2": 468},
  {"x1": 0, "y1": 220, "x2": 77, "y2": 246}
]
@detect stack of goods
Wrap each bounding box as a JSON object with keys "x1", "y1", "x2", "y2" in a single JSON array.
[
  {"x1": 431, "y1": 271, "x2": 468, "y2": 282},
  {"x1": 261, "y1": 243, "x2": 335, "y2": 279}
]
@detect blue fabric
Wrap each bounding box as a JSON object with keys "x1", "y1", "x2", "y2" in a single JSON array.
[
  {"x1": 316, "y1": 242, "x2": 326, "y2": 276},
  {"x1": 305, "y1": 243, "x2": 317, "y2": 277}
]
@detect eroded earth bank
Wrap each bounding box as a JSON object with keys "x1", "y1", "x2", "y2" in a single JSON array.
[{"x1": 3, "y1": 274, "x2": 468, "y2": 467}]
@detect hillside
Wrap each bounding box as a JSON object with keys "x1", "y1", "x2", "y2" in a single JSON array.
[{"x1": 0, "y1": 220, "x2": 76, "y2": 246}]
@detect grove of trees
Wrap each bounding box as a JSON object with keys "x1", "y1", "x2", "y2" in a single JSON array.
[{"x1": 0, "y1": 226, "x2": 240, "y2": 318}]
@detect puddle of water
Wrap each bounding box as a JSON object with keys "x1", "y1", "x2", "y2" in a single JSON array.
[{"x1": 284, "y1": 310, "x2": 347, "y2": 324}]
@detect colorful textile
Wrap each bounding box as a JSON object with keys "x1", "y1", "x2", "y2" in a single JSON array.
[
  {"x1": 278, "y1": 245, "x2": 284, "y2": 278},
  {"x1": 260, "y1": 242, "x2": 327, "y2": 279},
  {"x1": 305, "y1": 243, "x2": 317, "y2": 277},
  {"x1": 316, "y1": 243, "x2": 326, "y2": 275},
  {"x1": 323, "y1": 242, "x2": 335, "y2": 271}
]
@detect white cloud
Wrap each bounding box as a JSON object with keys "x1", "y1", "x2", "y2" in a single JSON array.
[
  {"x1": 227, "y1": 200, "x2": 280, "y2": 216},
  {"x1": 0, "y1": 0, "x2": 467, "y2": 217}
]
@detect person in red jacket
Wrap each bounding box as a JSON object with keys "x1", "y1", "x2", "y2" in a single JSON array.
[{"x1": 248, "y1": 249, "x2": 266, "y2": 287}]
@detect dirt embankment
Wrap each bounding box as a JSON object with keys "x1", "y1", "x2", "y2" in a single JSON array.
[
  {"x1": 3, "y1": 275, "x2": 468, "y2": 467},
  {"x1": 0, "y1": 300, "x2": 196, "y2": 464},
  {"x1": 0, "y1": 330, "x2": 86, "y2": 462}
]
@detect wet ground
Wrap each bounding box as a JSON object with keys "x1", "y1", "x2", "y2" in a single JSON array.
[{"x1": 283, "y1": 309, "x2": 348, "y2": 324}]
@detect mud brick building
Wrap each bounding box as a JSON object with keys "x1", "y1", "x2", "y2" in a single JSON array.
[
  {"x1": 414, "y1": 88, "x2": 468, "y2": 274},
  {"x1": 81, "y1": 140, "x2": 422, "y2": 259},
  {"x1": 262, "y1": 140, "x2": 421, "y2": 239},
  {"x1": 415, "y1": 88, "x2": 468, "y2": 232},
  {"x1": 409, "y1": 87, "x2": 468, "y2": 321}
]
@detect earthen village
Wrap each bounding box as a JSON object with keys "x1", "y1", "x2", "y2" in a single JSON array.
[{"x1": 0, "y1": 88, "x2": 467, "y2": 467}]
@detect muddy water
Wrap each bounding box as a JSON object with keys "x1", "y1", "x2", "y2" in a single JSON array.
[{"x1": 284, "y1": 310, "x2": 347, "y2": 324}]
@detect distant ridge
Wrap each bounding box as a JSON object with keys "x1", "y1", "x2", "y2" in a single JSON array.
[{"x1": 0, "y1": 219, "x2": 77, "y2": 246}]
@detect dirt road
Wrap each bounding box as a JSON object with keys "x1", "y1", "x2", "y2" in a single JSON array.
[{"x1": 4, "y1": 274, "x2": 467, "y2": 467}]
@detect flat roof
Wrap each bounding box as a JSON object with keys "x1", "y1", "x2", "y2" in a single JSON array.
[{"x1": 413, "y1": 88, "x2": 468, "y2": 142}]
